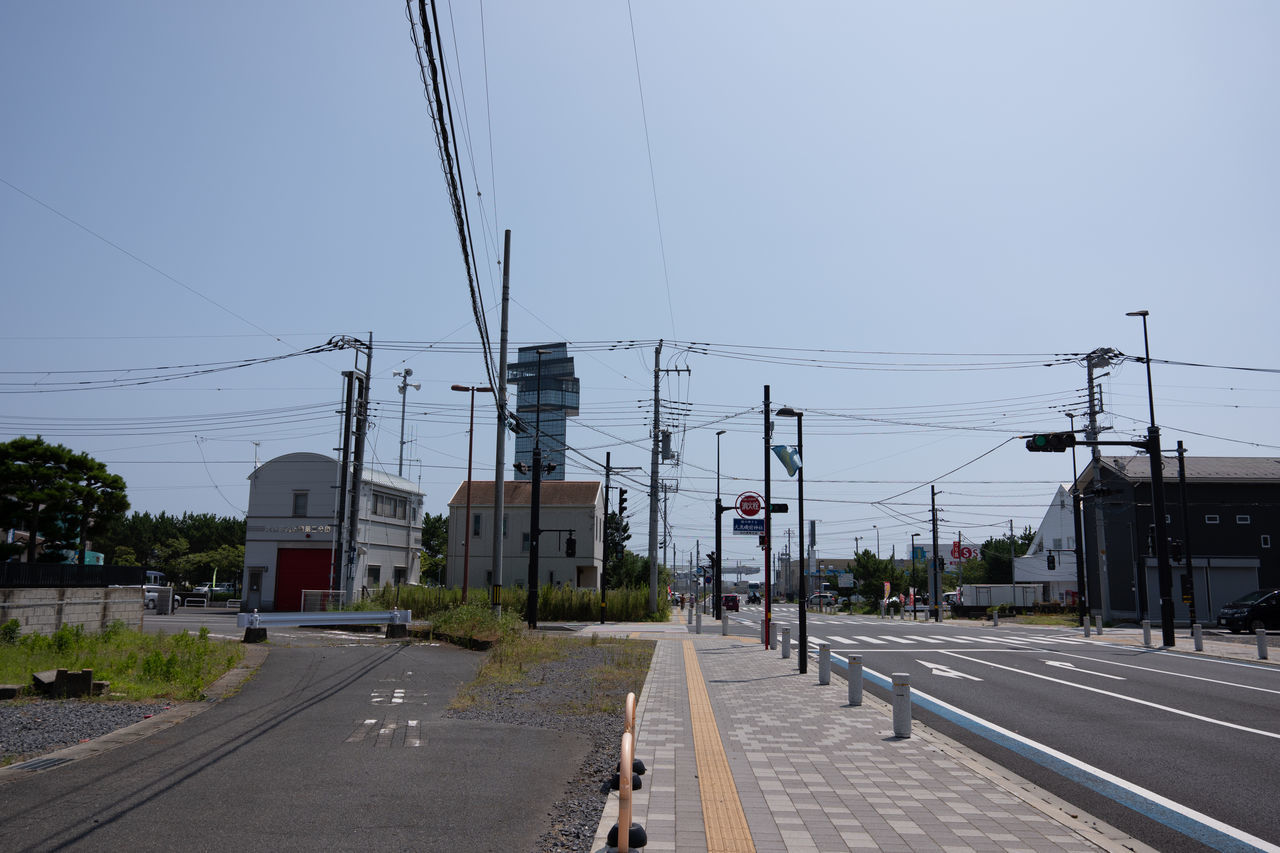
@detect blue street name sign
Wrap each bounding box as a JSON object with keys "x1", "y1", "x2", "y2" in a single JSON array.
[{"x1": 732, "y1": 518, "x2": 765, "y2": 535}]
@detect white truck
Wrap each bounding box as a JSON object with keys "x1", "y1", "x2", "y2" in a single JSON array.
[{"x1": 950, "y1": 583, "x2": 1044, "y2": 617}]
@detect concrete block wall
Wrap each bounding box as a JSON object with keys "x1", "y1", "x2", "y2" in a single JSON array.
[{"x1": 0, "y1": 587, "x2": 144, "y2": 635}]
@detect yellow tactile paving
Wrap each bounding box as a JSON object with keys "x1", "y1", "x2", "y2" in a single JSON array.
[{"x1": 683, "y1": 640, "x2": 756, "y2": 853}]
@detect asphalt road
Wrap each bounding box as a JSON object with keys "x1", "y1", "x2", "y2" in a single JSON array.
[
  {"x1": 730, "y1": 604, "x2": 1280, "y2": 853},
  {"x1": 0, "y1": 637, "x2": 590, "y2": 852}
]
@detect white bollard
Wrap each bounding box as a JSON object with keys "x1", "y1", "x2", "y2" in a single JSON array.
[
  {"x1": 1143, "y1": 620, "x2": 1152, "y2": 647},
  {"x1": 992, "y1": 610, "x2": 999, "y2": 627},
  {"x1": 687, "y1": 603, "x2": 693, "y2": 624},
  {"x1": 817, "y1": 643, "x2": 830, "y2": 685},
  {"x1": 781, "y1": 627, "x2": 791, "y2": 659},
  {"x1": 695, "y1": 607, "x2": 702, "y2": 634},
  {"x1": 1193, "y1": 623, "x2": 1203, "y2": 651},
  {"x1": 892, "y1": 673, "x2": 911, "y2": 738},
  {"x1": 1257, "y1": 628, "x2": 1269, "y2": 660},
  {"x1": 1095, "y1": 616, "x2": 1104, "y2": 635},
  {"x1": 847, "y1": 655, "x2": 863, "y2": 706},
  {"x1": 1083, "y1": 615, "x2": 1091, "y2": 638},
  {"x1": 769, "y1": 620, "x2": 777, "y2": 651},
  {"x1": 722, "y1": 612, "x2": 729, "y2": 636}
]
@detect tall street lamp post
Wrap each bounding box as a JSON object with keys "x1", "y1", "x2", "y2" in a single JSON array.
[
  {"x1": 1127, "y1": 309, "x2": 1175, "y2": 647},
  {"x1": 776, "y1": 407, "x2": 806, "y2": 674},
  {"x1": 451, "y1": 383, "x2": 493, "y2": 604},
  {"x1": 394, "y1": 369, "x2": 421, "y2": 477}
]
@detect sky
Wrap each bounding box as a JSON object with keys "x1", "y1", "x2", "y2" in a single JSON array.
[{"x1": 3, "y1": 2, "x2": 1278, "y2": 573}]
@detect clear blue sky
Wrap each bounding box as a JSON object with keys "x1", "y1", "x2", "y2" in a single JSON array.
[{"x1": 3, "y1": 2, "x2": 1278, "y2": 569}]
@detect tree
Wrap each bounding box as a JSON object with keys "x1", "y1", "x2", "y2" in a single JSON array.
[
  {"x1": 0, "y1": 436, "x2": 129, "y2": 563},
  {"x1": 419, "y1": 512, "x2": 447, "y2": 584}
]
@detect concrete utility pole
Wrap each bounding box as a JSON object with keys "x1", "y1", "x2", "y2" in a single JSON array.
[
  {"x1": 930, "y1": 485, "x2": 941, "y2": 622},
  {"x1": 491, "y1": 230, "x2": 512, "y2": 615},
  {"x1": 647, "y1": 341, "x2": 690, "y2": 613},
  {"x1": 1086, "y1": 348, "x2": 1117, "y2": 624}
]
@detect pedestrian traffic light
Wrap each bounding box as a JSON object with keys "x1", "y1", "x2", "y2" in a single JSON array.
[
  {"x1": 617, "y1": 489, "x2": 628, "y2": 516},
  {"x1": 565, "y1": 535, "x2": 576, "y2": 558},
  {"x1": 1046, "y1": 553, "x2": 1056, "y2": 571},
  {"x1": 1026, "y1": 432, "x2": 1077, "y2": 452}
]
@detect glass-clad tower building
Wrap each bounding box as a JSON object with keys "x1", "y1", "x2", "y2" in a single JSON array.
[{"x1": 507, "y1": 343, "x2": 579, "y2": 481}]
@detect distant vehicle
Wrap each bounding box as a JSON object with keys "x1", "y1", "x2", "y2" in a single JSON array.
[
  {"x1": 746, "y1": 592, "x2": 761, "y2": 605},
  {"x1": 721, "y1": 593, "x2": 740, "y2": 612},
  {"x1": 194, "y1": 583, "x2": 235, "y2": 595},
  {"x1": 142, "y1": 584, "x2": 167, "y2": 610},
  {"x1": 949, "y1": 584, "x2": 1044, "y2": 617},
  {"x1": 1217, "y1": 589, "x2": 1280, "y2": 633},
  {"x1": 807, "y1": 593, "x2": 837, "y2": 608}
]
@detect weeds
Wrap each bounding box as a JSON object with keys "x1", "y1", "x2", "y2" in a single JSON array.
[{"x1": 0, "y1": 621, "x2": 242, "y2": 701}]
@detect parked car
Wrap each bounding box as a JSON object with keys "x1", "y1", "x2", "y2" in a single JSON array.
[
  {"x1": 1217, "y1": 588, "x2": 1280, "y2": 633},
  {"x1": 807, "y1": 593, "x2": 838, "y2": 608},
  {"x1": 721, "y1": 593, "x2": 740, "y2": 612}
]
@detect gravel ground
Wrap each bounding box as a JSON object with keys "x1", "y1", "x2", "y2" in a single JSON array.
[
  {"x1": 1, "y1": 699, "x2": 171, "y2": 765},
  {"x1": 446, "y1": 641, "x2": 643, "y2": 853}
]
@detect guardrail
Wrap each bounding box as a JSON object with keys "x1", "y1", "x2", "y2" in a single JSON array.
[{"x1": 236, "y1": 608, "x2": 412, "y2": 642}]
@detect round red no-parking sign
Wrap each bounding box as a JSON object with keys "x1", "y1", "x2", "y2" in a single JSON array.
[{"x1": 736, "y1": 491, "x2": 764, "y2": 518}]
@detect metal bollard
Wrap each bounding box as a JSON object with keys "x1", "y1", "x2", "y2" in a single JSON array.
[
  {"x1": 817, "y1": 643, "x2": 830, "y2": 685},
  {"x1": 992, "y1": 610, "x2": 999, "y2": 627},
  {"x1": 1083, "y1": 616, "x2": 1091, "y2": 638},
  {"x1": 687, "y1": 603, "x2": 693, "y2": 624},
  {"x1": 879, "y1": 602, "x2": 885, "y2": 619},
  {"x1": 847, "y1": 655, "x2": 863, "y2": 706},
  {"x1": 1143, "y1": 620, "x2": 1152, "y2": 647},
  {"x1": 1095, "y1": 616, "x2": 1104, "y2": 635},
  {"x1": 891, "y1": 672, "x2": 912, "y2": 738},
  {"x1": 769, "y1": 620, "x2": 777, "y2": 651},
  {"x1": 781, "y1": 627, "x2": 791, "y2": 659},
  {"x1": 722, "y1": 612, "x2": 729, "y2": 636},
  {"x1": 1193, "y1": 623, "x2": 1203, "y2": 651},
  {"x1": 695, "y1": 607, "x2": 702, "y2": 634},
  {"x1": 1258, "y1": 628, "x2": 1269, "y2": 660}
]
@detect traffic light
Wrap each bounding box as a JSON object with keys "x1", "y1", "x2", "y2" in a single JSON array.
[
  {"x1": 1026, "y1": 432, "x2": 1077, "y2": 452},
  {"x1": 617, "y1": 489, "x2": 628, "y2": 517},
  {"x1": 704, "y1": 551, "x2": 717, "y2": 570},
  {"x1": 565, "y1": 535, "x2": 576, "y2": 558},
  {"x1": 1046, "y1": 552, "x2": 1056, "y2": 571}
]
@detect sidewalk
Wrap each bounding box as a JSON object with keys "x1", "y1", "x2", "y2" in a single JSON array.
[{"x1": 580, "y1": 611, "x2": 1273, "y2": 853}]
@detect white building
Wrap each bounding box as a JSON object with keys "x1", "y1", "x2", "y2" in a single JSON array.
[
  {"x1": 242, "y1": 452, "x2": 423, "y2": 611},
  {"x1": 1013, "y1": 484, "x2": 1081, "y2": 605},
  {"x1": 446, "y1": 480, "x2": 603, "y2": 593}
]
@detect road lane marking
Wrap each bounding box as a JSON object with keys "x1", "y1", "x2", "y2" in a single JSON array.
[
  {"x1": 826, "y1": 635, "x2": 856, "y2": 646},
  {"x1": 918, "y1": 660, "x2": 983, "y2": 680},
  {"x1": 1050, "y1": 649, "x2": 1280, "y2": 696},
  {"x1": 907, "y1": 635, "x2": 945, "y2": 643},
  {"x1": 683, "y1": 640, "x2": 755, "y2": 852},
  {"x1": 854, "y1": 635, "x2": 888, "y2": 644},
  {"x1": 1044, "y1": 660, "x2": 1125, "y2": 680},
  {"x1": 828, "y1": 653, "x2": 1280, "y2": 853},
  {"x1": 938, "y1": 650, "x2": 1280, "y2": 740}
]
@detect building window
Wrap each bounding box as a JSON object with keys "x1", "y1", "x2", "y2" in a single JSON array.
[
  {"x1": 503, "y1": 514, "x2": 509, "y2": 537},
  {"x1": 292, "y1": 491, "x2": 309, "y2": 517},
  {"x1": 1052, "y1": 537, "x2": 1062, "y2": 550},
  {"x1": 1262, "y1": 535, "x2": 1271, "y2": 549},
  {"x1": 1237, "y1": 515, "x2": 1251, "y2": 525},
  {"x1": 521, "y1": 532, "x2": 530, "y2": 553},
  {"x1": 367, "y1": 565, "x2": 381, "y2": 586},
  {"x1": 372, "y1": 491, "x2": 408, "y2": 520},
  {"x1": 473, "y1": 513, "x2": 482, "y2": 537},
  {"x1": 1205, "y1": 514, "x2": 1220, "y2": 524}
]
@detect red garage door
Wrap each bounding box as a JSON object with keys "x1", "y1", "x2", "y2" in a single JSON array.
[{"x1": 274, "y1": 548, "x2": 332, "y2": 612}]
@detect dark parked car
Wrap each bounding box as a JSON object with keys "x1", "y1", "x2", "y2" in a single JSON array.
[
  {"x1": 721, "y1": 593, "x2": 740, "y2": 612},
  {"x1": 1217, "y1": 588, "x2": 1280, "y2": 633}
]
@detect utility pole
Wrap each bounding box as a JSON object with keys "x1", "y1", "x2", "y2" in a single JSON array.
[
  {"x1": 930, "y1": 485, "x2": 940, "y2": 622},
  {"x1": 491, "y1": 229, "x2": 512, "y2": 615},
  {"x1": 647, "y1": 341, "x2": 690, "y2": 613},
  {"x1": 1177, "y1": 441, "x2": 1197, "y2": 628},
  {"x1": 1086, "y1": 348, "x2": 1116, "y2": 624},
  {"x1": 762, "y1": 384, "x2": 771, "y2": 636},
  {"x1": 344, "y1": 335, "x2": 372, "y2": 603},
  {"x1": 394, "y1": 368, "x2": 420, "y2": 477}
]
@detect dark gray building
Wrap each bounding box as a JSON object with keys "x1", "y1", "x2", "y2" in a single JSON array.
[
  {"x1": 507, "y1": 343, "x2": 579, "y2": 481},
  {"x1": 1076, "y1": 456, "x2": 1279, "y2": 623}
]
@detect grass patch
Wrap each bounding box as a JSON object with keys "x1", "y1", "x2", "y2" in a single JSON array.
[
  {"x1": 1011, "y1": 612, "x2": 1080, "y2": 627},
  {"x1": 0, "y1": 620, "x2": 243, "y2": 701},
  {"x1": 451, "y1": 632, "x2": 653, "y2": 716}
]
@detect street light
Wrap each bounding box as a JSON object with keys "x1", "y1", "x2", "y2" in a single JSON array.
[
  {"x1": 714, "y1": 429, "x2": 727, "y2": 620},
  {"x1": 393, "y1": 369, "x2": 421, "y2": 477},
  {"x1": 910, "y1": 532, "x2": 920, "y2": 597},
  {"x1": 451, "y1": 383, "x2": 493, "y2": 604},
  {"x1": 1127, "y1": 309, "x2": 1174, "y2": 647},
  {"x1": 775, "y1": 407, "x2": 806, "y2": 674},
  {"x1": 873, "y1": 524, "x2": 880, "y2": 559}
]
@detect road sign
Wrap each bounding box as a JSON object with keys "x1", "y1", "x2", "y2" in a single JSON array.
[
  {"x1": 732, "y1": 518, "x2": 765, "y2": 535},
  {"x1": 736, "y1": 492, "x2": 763, "y2": 518},
  {"x1": 769, "y1": 503, "x2": 788, "y2": 513}
]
